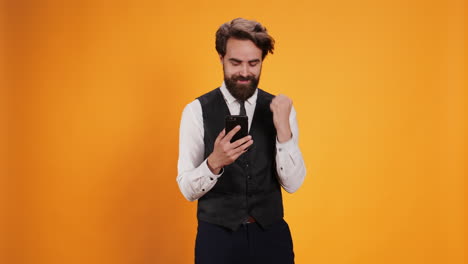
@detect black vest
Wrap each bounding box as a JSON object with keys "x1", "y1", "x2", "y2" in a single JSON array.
[{"x1": 197, "y1": 88, "x2": 284, "y2": 231}]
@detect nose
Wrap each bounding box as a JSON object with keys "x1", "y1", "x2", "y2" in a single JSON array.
[{"x1": 239, "y1": 64, "x2": 249, "y2": 77}]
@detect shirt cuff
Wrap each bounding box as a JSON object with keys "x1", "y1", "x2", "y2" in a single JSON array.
[
  {"x1": 276, "y1": 136, "x2": 295, "y2": 153},
  {"x1": 201, "y1": 159, "x2": 224, "y2": 179}
]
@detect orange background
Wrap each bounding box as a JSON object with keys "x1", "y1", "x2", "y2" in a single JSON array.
[{"x1": 3, "y1": 0, "x2": 466, "y2": 263}]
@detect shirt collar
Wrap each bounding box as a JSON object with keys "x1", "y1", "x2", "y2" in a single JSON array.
[{"x1": 220, "y1": 81, "x2": 258, "y2": 106}]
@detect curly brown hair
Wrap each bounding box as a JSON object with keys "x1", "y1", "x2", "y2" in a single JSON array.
[{"x1": 215, "y1": 18, "x2": 275, "y2": 60}]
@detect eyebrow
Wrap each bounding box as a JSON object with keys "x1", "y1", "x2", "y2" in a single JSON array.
[
  {"x1": 228, "y1": 58, "x2": 261, "y2": 63},
  {"x1": 228, "y1": 58, "x2": 242, "y2": 63}
]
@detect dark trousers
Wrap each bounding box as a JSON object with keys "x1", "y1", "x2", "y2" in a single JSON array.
[{"x1": 195, "y1": 219, "x2": 294, "y2": 264}]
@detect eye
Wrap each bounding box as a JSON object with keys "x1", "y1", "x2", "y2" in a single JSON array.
[
  {"x1": 231, "y1": 61, "x2": 241, "y2": 66},
  {"x1": 249, "y1": 61, "x2": 259, "y2": 67}
]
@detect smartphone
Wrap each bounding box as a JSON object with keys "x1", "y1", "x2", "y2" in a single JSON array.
[{"x1": 225, "y1": 115, "x2": 248, "y2": 143}]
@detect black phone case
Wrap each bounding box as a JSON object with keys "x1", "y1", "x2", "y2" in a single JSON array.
[{"x1": 225, "y1": 115, "x2": 248, "y2": 143}]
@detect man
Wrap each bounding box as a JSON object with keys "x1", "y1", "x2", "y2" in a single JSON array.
[{"x1": 177, "y1": 18, "x2": 306, "y2": 264}]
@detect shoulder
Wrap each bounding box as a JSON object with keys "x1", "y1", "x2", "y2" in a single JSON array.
[
  {"x1": 197, "y1": 87, "x2": 221, "y2": 106},
  {"x1": 181, "y1": 99, "x2": 202, "y2": 121},
  {"x1": 257, "y1": 88, "x2": 275, "y2": 101}
]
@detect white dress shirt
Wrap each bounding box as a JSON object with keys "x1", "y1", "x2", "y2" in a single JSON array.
[{"x1": 177, "y1": 83, "x2": 306, "y2": 201}]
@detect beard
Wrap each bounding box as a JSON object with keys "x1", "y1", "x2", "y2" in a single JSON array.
[{"x1": 224, "y1": 72, "x2": 260, "y2": 101}]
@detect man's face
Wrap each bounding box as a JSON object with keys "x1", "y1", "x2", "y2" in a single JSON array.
[{"x1": 221, "y1": 38, "x2": 263, "y2": 101}]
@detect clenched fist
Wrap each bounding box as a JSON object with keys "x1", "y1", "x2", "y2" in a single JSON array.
[{"x1": 270, "y1": 94, "x2": 292, "y2": 143}]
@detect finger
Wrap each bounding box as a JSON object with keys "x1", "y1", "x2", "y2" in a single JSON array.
[
  {"x1": 270, "y1": 104, "x2": 280, "y2": 114},
  {"x1": 232, "y1": 140, "x2": 254, "y2": 159},
  {"x1": 215, "y1": 129, "x2": 226, "y2": 144},
  {"x1": 234, "y1": 139, "x2": 254, "y2": 154},
  {"x1": 223, "y1": 125, "x2": 241, "y2": 142},
  {"x1": 231, "y1": 135, "x2": 252, "y2": 149},
  {"x1": 270, "y1": 100, "x2": 276, "y2": 111},
  {"x1": 241, "y1": 139, "x2": 254, "y2": 151}
]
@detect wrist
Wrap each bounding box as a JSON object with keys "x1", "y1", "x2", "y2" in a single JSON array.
[
  {"x1": 275, "y1": 124, "x2": 292, "y2": 143},
  {"x1": 207, "y1": 156, "x2": 222, "y2": 174},
  {"x1": 277, "y1": 132, "x2": 292, "y2": 143}
]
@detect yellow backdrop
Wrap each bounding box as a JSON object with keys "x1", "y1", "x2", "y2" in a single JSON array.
[{"x1": 4, "y1": 0, "x2": 466, "y2": 263}]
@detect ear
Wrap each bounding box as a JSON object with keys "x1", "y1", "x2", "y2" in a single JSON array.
[{"x1": 219, "y1": 54, "x2": 224, "y2": 63}]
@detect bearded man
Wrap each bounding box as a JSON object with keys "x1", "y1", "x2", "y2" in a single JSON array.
[{"x1": 177, "y1": 17, "x2": 306, "y2": 264}]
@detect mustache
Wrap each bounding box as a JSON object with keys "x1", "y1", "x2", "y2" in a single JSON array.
[{"x1": 232, "y1": 75, "x2": 256, "y2": 81}]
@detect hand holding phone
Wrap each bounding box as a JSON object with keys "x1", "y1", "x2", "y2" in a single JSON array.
[{"x1": 206, "y1": 116, "x2": 253, "y2": 174}]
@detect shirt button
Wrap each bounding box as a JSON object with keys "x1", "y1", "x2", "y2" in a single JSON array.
[
  {"x1": 202, "y1": 189, "x2": 205, "y2": 192},
  {"x1": 278, "y1": 148, "x2": 282, "y2": 152},
  {"x1": 209, "y1": 177, "x2": 213, "y2": 181},
  {"x1": 280, "y1": 167, "x2": 283, "y2": 171}
]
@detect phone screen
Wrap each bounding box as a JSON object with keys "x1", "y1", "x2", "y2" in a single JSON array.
[{"x1": 225, "y1": 115, "x2": 248, "y2": 143}]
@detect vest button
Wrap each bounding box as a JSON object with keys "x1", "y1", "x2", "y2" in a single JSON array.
[{"x1": 247, "y1": 175, "x2": 251, "y2": 179}]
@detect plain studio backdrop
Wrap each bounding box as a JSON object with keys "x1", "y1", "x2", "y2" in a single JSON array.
[{"x1": 2, "y1": 0, "x2": 466, "y2": 263}]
